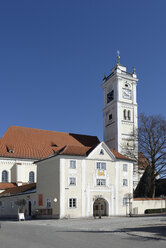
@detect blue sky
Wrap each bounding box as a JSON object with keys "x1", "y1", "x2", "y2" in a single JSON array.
[{"x1": 0, "y1": 0, "x2": 166, "y2": 141}]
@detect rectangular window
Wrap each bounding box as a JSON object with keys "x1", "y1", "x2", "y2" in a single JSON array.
[
  {"x1": 107, "y1": 90, "x2": 114, "y2": 103},
  {"x1": 69, "y1": 177, "x2": 76, "y2": 186},
  {"x1": 10, "y1": 201, "x2": 14, "y2": 209},
  {"x1": 109, "y1": 114, "x2": 112, "y2": 120},
  {"x1": 46, "y1": 199, "x2": 51, "y2": 208},
  {"x1": 96, "y1": 162, "x2": 106, "y2": 170},
  {"x1": 69, "y1": 198, "x2": 77, "y2": 208},
  {"x1": 1, "y1": 201, "x2": 4, "y2": 208},
  {"x1": 123, "y1": 179, "x2": 128, "y2": 186},
  {"x1": 123, "y1": 164, "x2": 128, "y2": 172},
  {"x1": 96, "y1": 179, "x2": 106, "y2": 186},
  {"x1": 123, "y1": 197, "x2": 128, "y2": 206},
  {"x1": 70, "y1": 160, "x2": 76, "y2": 169}
]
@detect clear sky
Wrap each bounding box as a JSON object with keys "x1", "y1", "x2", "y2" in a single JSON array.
[{"x1": 0, "y1": 0, "x2": 166, "y2": 141}]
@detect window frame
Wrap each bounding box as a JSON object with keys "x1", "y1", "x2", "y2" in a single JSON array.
[
  {"x1": 2, "y1": 170, "x2": 8, "y2": 183},
  {"x1": 10, "y1": 201, "x2": 14, "y2": 209},
  {"x1": 96, "y1": 179, "x2": 106, "y2": 186},
  {"x1": 123, "y1": 197, "x2": 128, "y2": 206},
  {"x1": 69, "y1": 177, "x2": 76, "y2": 186},
  {"x1": 29, "y1": 171, "x2": 35, "y2": 183},
  {"x1": 123, "y1": 179, "x2": 128, "y2": 186},
  {"x1": 69, "y1": 160, "x2": 76, "y2": 169},
  {"x1": 96, "y1": 162, "x2": 106, "y2": 170},
  {"x1": 69, "y1": 198, "x2": 77, "y2": 208},
  {"x1": 123, "y1": 164, "x2": 128, "y2": 172},
  {"x1": 46, "y1": 199, "x2": 51, "y2": 208}
]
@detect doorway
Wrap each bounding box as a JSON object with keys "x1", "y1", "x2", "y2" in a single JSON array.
[{"x1": 93, "y1": 198, "x2": 108, "y2": 217}]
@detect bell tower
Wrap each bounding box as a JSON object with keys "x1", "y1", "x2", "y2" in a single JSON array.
[{"x1": 102, "y1": 53, "x2": 139, "y2": 187}]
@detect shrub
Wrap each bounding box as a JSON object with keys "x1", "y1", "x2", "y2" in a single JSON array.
[{"x1": 145, "y1": 208, "x2": 166, "y2": 214}]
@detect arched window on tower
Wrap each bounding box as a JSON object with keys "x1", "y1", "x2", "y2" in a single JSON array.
[
  {"x1": 2, "y1": 170, "x2": 8, "y2": 182},
  {"x1": 123, "y1": 109, "x2": 127, "y2": 120},
  {"x1": 128, "y1": 110, "x2": 131, "y2": 120},
  {"x1": 29, "y1": 171, "x2": 35, "y2": 183}
]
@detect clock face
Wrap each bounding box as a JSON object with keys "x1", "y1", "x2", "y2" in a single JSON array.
[{"x1": 122, "y1": 89, "x2": 131, "y2": 99}]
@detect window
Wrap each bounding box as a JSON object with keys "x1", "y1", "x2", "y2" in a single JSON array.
[
  {"x1": 96, "y1": 179, "x2": 106, "y2": 186},
  {"x1": 33, "y1": 200, "x2": 36, "y2": 207},
  {"x1": 70, "y1": 160, "x2": 76, "y2": 169},
  {"x1": 123, "y1": 197, "x2": 128, "y2": 206},
  {"x1": 96, "y1": 162, "x2": 106, "y2": 170},
  {"x1": 69, "y1": 198, "x2": 77, "y2": 208},
  {"x1": 123, "y1": 109, "x2": 127, "y2": 120},
  {"x1": 109, "y1": 114, "x2": 112, "y2": 120},
  {"x1": 2, "y1": 170, "x2": 8, "y2": 183},
  {"x1": 0, "y1": 201, "x2": 4, "y2": 208},
  {"x1": 123, "y1": 164, "x2": 128, "y2": 172},
  {"x1": 29, "y1": 171, "x2": 35, "y2": 183},
  {"x1": 107, "y1": 90, "x2": 114, "y2": 103},
  {"x1": 46, "y1": 199, "x2": 51, "y2": 208},
  {"x1": 10, "y1": 201, "x2": 14, "y2": 209},
  {"x1": 128, "y1": 110, "x2": 131, "y2": 120},
  {"x1": 100, "y1": 149, "x2": 104, "y2": 155},
  {"x1": 124, "y1": 109, "x2": 131, "y2": 121},
  {"x1": 69, "y1": 177, "x2": 76, "y2": 186},
  {"x1": 123, "y1": 179, "x2": 128, "y2": 186}
]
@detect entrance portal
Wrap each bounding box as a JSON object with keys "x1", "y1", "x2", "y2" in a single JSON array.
[{"x1": 93, "y1": 198, "x2": 108, "y2": 217}]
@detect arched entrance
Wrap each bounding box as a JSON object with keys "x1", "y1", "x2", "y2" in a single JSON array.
[{"x1": 93, "y1": 198, "x2": 109, "y2": 217}]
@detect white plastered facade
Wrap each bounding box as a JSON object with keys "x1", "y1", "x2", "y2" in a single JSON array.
[
  {"x1": 35, "y1": 142, "x2": 133, "y2": 218},
  {"x1": 102, "y1": 64, "x2": 139, "y2": 187},
  {"x1": 0, "y1": 158, "x2": 36, "y2": 189}
]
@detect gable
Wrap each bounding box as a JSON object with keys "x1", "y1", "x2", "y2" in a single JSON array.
[{"x1": 87, "y1": 142, "x2": 115, "y2": 161}]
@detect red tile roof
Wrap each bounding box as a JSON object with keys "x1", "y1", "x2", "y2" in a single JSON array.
[
  {"x1": 0, "y1": 126, "x2": 131, "y2": 161},
  {"x1": 0, "y1": 126, "x2": 100, "y2": 159},
  {"x1": 0, "y1": 183, "x2": 17, "y2": 190},
  {"x1": 110, "y1": 149, "x2": 133, "y2": 161},
  {"x1": 0, "y1": 183, "x2": 36, "y2": 197},
  {"x1": 58, "y1": 145, "x2": 92, "y2": 156}
]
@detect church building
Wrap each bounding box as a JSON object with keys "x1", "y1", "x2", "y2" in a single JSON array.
[{"x1": 0, "y1": 57, "x2": 146, "y2": 219}]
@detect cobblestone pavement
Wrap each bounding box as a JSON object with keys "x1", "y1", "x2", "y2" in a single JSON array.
[{"x1": 4, "y1": 215, "x2": 166, "y2": 241}]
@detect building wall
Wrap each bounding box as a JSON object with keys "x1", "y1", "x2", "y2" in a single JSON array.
[
  {"x1": 133, "y1": 198, "x2": 166, "y2": 215},
  {"x1": 36, "y1": 156, "x2": 60, "y2": 218},
  {"x1": 0, "y1": 193, "x2": 37, "y2": 219},
  {"x1": 0, "y1": 158, "x2": 36, "y2": 184},
  {"x1": 58, "y1": 143, "x2": 133, "y2": 218}
]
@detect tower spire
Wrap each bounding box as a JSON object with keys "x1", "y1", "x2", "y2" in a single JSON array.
[{"x1": 116, "y1": 50, "x2": 120, "y2": 65}]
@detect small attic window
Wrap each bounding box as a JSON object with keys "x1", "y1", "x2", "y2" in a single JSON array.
[
  {"x1": 50, "y1": 142, "x2": 57, "y2": 147},
  {"x1": 100, "y1": 149, "x2": 104, "y2": 155},
  {"x1": 6, "y1": 145, "x2": 14, "y2": 154},
  {"x1": 9, "y1": 150, "x2": 14, "y2": 154}
]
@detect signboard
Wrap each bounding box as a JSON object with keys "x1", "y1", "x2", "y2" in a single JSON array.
[{"x1": 38, "y1": 194, "x2": 43, "y2": 206}]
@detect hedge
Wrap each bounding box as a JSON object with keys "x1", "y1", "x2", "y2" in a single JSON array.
[{"x1": 145, "y1": 208, "x2": 166, "y2": 214}]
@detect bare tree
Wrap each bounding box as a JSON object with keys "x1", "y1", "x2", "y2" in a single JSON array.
[{"x1": 123, "y1": 113, "x2": 166, "y2": 198}]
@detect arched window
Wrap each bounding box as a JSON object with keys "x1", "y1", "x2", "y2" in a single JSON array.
[
  {"x1": 2, "y1": 170, "x2": 8, "y2": 183},
  {"x1": 128, "y1": 110, "x2": 131, "y2": 120},
  {"x1": 123, "y1": 109, "x2": 127, "y2": 120},
  {"x1": 29, "y1": 171, "x2": 35, "y2": 183}
]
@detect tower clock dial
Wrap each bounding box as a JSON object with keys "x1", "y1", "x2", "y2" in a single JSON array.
[{"x1": 122, "y1": 89, "x2": 131, "y2": 99}]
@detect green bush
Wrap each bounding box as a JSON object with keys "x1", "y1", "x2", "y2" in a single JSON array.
[{"x1": 145, "y1": 208, "x2": 166, "y2": 214}]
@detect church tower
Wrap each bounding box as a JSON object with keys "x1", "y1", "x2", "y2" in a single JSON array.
[{"x1": 102, "y1": 53, "x2": 139, "y2": 186}]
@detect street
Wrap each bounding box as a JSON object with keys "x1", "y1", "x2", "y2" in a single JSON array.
[{"x1": 0, "y1": 216, "x2": 166, "y2": 248}]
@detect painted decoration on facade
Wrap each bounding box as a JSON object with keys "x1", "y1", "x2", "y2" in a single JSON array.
[
  {"x1": 38, "y1": 194, "x2": 43, "y2": 206},
  {"x1": 98, "y1": 169, "x2": 105, "y2": 176}
]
